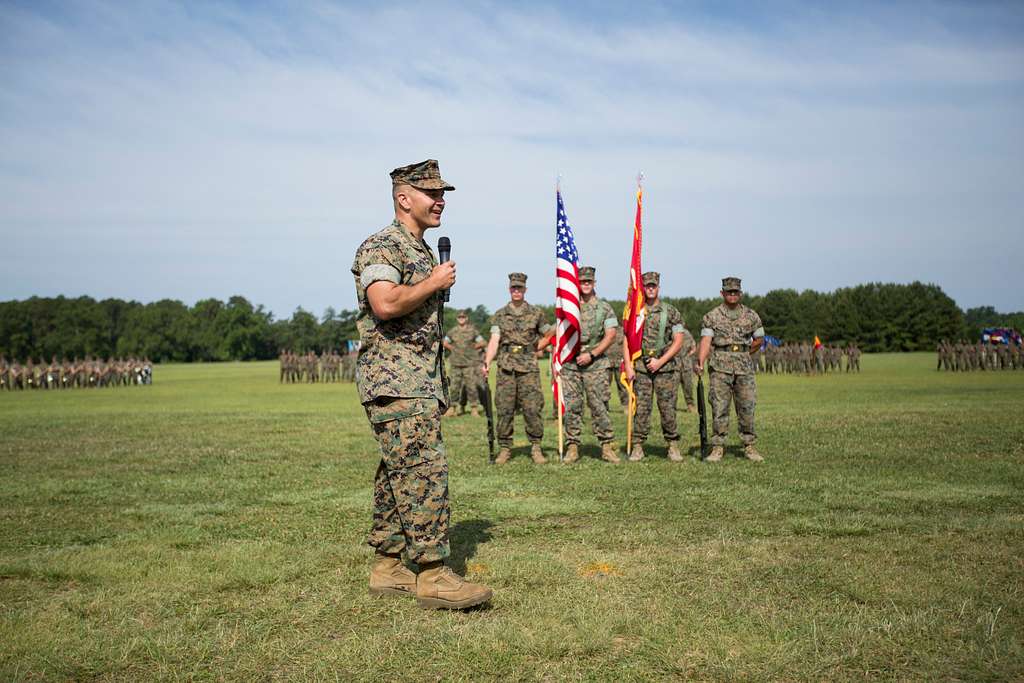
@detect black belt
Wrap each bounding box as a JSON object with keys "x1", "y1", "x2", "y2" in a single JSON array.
[
  {"x1": 502, "y1": 344, "x2": 525, "y2": 353},
  {"x1": 715, "y1": 344, "x2": 745, "y2": 352},
  {"x1": 642, "y1": 349, "x2": 659, "y2": 358}
]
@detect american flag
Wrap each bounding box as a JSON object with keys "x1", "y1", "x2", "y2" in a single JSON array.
[{"x1": 553, "y1": 190, "x2": 581, "y2": 414}]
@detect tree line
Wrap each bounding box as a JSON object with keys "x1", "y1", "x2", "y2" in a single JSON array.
[
  {"x1": 0, "y1": 296, "x2": 355, "y2": 362},
  {"x1": 0, "y1": 282, "x2": 1016, "y2": 362}
]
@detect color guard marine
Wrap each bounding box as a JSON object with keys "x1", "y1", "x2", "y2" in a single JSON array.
[
  {"x1": 482, "y1": 272, "x2": 553, "y2": 465},
  {"x1": 696, "y1": 276, "x2": 766, "y2": 463},
  {"x1": 622, "y1": 272, "x2": 685, "y2": 463}
]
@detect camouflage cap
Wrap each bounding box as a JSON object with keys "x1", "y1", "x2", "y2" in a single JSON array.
[
  {"x1": 457, "y1": 309, "x2": 470, "y2": 316},
  {"x1": 508, "y1": 272, "x2": 528, "y2": 287},
  {"x1": 579, "y1": 266, "x2": 596, "y2": 281},
  {"x1": 389, "y1": 159, "x2": 455, "y2": 191},
  {"x1": 642, "y1": 271, "x2": 660, "y2": 286},
  {"x1": 722, "y1": 276, "x2": 742, "y2": 291}
]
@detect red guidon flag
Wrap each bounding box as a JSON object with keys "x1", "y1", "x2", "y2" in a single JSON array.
[{"x1": 620, "y1": 183, "x2": 645, "y2": 416}]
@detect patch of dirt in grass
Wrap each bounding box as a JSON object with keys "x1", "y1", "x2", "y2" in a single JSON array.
[
  {"x1": 466, "y1": 561, "x2": 489, "y2": 576},
  {"x1": 579, "y1": 562, "x2": 621, "y2": 578}
]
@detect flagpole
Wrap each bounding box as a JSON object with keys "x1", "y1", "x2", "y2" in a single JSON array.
[
  {"x1": 556, "y1": 373, "x2": 564, "y2": 461},
  {"x1": 625, "y1": 171, "x2": 644, "y2": 452},
  {"x1": 554, "y1": 175, "x2": 564, "y2": 462},
  {"x1": 555, "y1": 308, "x2": 564, "y2": 461}
]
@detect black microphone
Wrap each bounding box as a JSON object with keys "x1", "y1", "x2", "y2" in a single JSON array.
[{"x1": 437, "y1": 236, "x2": 451, "y2": 302}]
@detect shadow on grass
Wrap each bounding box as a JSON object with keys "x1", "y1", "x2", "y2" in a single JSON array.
[{"x1": 448, "y1": 518, "x2": 494, "y2": 575}]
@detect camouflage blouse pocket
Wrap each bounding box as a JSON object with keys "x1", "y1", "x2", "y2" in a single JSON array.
[{"x1": 402, "y1": 252, "x2": 434, "y2": 286}]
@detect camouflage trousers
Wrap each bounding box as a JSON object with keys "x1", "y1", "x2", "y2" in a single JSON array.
[
  {"x1": 562, "y1": 362, "x2": 614, "y2": 446},
  {"x1": 677, "y1": 363, "x2": 695, "y2": 408},
  {"x1": 496, "y1": 368, "x2": 544, "y2": 447},
  {"x1": 609, "y1": 367, "x2": 629, "y2": 409},
  {"x1": 448, "y1": 365, "x2": 483, "y2": 409},
  {"x1": 708, "y1": 371, "x2": 756, "y2": 446},
  {"x1": 364, "y1": 397, "x2": 449, "y2": 565},
  {"x1": 631, "y1": 369, "x2": 679, "y2": 445}
]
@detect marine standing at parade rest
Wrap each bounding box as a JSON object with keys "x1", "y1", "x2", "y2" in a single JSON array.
[
  {"x1": 482, "y1": 273, "x2": 553, "y2": 465},
  {"x1": 622, "y1": 272, "x2": 685, "y2": 462},
  {"x1": 443, "y1": 309, "x2": 485, "y2": 417},
  {"x1": 562, "y1": 266, "x2": 621, "y2": 464},
  {"x1": 695, "y1": 276, "x2": 766, "y2": 462},
  {"x1": 350, "y1": 159, "x2": 491, "y2": 610}
]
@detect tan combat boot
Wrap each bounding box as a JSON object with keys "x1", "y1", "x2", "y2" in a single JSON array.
[
  {"x1": 687, "y1": 404, "x2": 697, "y2": 414},
  {"x1": 368, "y1": 553, "x2": 416, "y2": 598},
  {"x1": 601, "y1": 442, "x2": 621, "y2": 464},
  {"x1": 416, "y1": 562, "x2": 493, "y2": 610},
  {"x1": 494, "y1": 447, "x2": 512, "y2": 465},
  {"x1": 563, "y1": 443, "x2": 579, "y2": 464},
  {"x1": 443, "y1": 406, "x2": 457, "y2": 418},
  {"x1": 628, "y1": 444, "x2": 645, "y2": 462},
  {"x1": 666, "y1": 441, "x2": 684, "y2": 462},
  {"x1": 470, "y1": 406, "x2": 480, "y2": 417},
  {"x1": 743, "y1": 444, "x2": 764, "y2": 462},
  {"x1": 706, "y1": 446, "x2": 724, "y2": 462},
  {"x1": 530, "y1": 443, "x2": 547, "y2": 464}
]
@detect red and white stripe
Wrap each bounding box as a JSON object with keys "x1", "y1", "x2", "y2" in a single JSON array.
[{"x1": 553, "y1": 257, "x2": 581, "y2": 376}]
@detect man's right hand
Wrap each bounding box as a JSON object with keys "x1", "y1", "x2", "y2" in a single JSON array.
[
  {"x1": 624, "y1": 364, "x2": 635, "y2": 382},
  {"x1": 481, "y1": 360, "x2": 490, "y2": 377},
  {"x1": 430, "y1": 261, "x2": 457, "y2": 292}
]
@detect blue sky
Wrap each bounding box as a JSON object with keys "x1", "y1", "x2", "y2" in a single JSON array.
[{"x1": 1, "y1": 0, "x2": 1022, "y2": 319}]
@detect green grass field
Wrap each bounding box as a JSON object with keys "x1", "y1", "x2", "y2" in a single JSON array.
[{"x1": 2, "y1": 354, "x2": 1022, "y2": 681}]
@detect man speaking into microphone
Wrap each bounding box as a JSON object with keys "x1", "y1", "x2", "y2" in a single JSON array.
[{"x1": 350, "y1": 159, "x2": 492, "y2": 610}]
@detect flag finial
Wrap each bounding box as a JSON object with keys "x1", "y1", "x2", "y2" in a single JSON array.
[{"x1": 637, "y1": 171, "x2": 644, "y2": 188}]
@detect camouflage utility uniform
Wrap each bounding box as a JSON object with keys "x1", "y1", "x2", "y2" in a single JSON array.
[
  {"x1": 445, "y1": 322, "x2": 484, "y2": 412},
  {"x1": 490, "y1": 302, "x2": 551, "y2": 449},
  {"x1": 632, "y1": 301, "x2": 685, "y2": 447},
  {"x1": 352, "y1": 219, "x2": 449, "y2": 565},
  {"x1": 563, "y1": 295, "x2": 618, "y2": 448},
  {"x1": 701, "y1": 303, "x2": 764, "y2": 449},
  {"x1": 847, "y1": 343, "x2": 861, "y2": 372}
]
